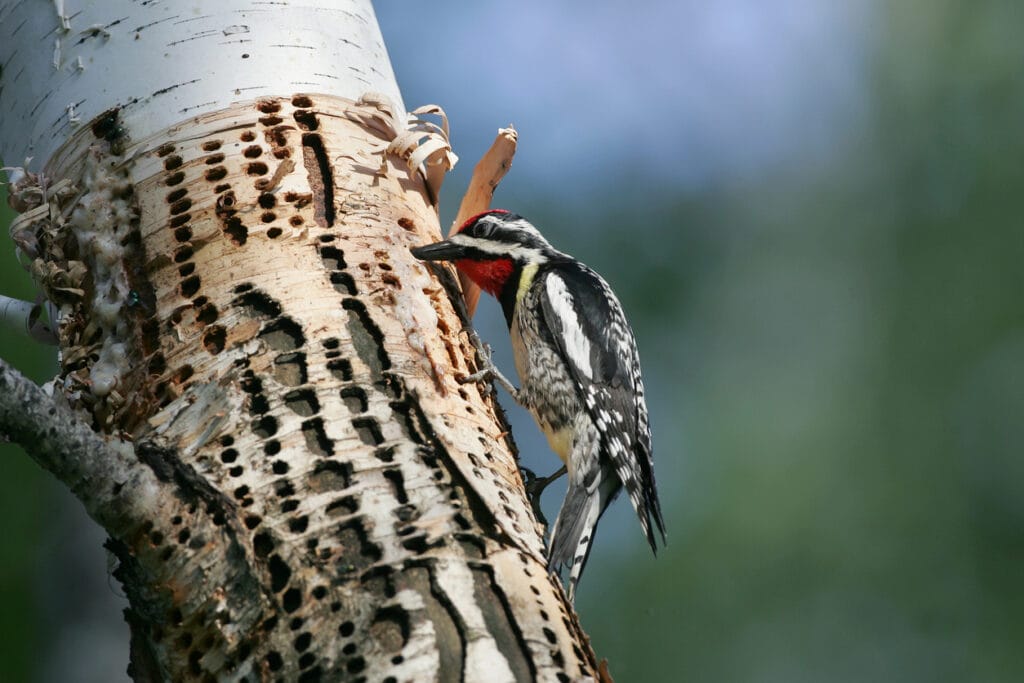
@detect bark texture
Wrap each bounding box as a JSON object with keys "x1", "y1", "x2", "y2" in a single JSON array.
[{"x1": 4, "y1": 93, "x2": 600, "y2": 681}]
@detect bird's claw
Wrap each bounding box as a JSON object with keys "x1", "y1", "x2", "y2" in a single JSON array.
[
  {"x1": 521, "y1": 465, "x2": 568, "y2": 528},
  {"x1": 458, "y1": 330, "x2": 519, "y2": 399}
]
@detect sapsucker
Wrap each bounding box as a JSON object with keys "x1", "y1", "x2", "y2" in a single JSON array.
[{"x1": 412, "y1": 209, "x2": 665, "y2": 601}]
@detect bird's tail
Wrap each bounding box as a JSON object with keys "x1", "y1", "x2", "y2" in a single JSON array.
[{"x1": 547, "y1": 472, "x2": 620, "y2": 602}]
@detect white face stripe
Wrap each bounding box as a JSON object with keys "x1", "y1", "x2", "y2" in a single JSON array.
[
  {"x1": 545, "y1": 273, "x2": 593, "y2": 380},
  {"x1": 477, "y1": 214, "x2": 543, "y2": 236},
  {"x1": 449, "y1": 233, "x2": 547, "y2": 264}
]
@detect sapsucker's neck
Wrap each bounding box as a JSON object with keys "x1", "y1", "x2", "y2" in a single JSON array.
[
  {"x1": 497, "y1": 267, "x2": 520, "y2": 328},
  {"x1": 498, "y1": 261, "x2": 542, "y2": 328}
]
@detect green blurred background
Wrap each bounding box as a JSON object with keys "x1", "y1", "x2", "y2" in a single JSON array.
[{"x1": 3, "y1": 0, "x2": 1023, "y2": 680}]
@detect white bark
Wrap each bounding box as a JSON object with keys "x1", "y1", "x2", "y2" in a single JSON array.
[{"x1": 0, "y1": 0, "x2": 403, "y2": 171}]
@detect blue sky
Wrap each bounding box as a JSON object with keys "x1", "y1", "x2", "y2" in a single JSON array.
[{"x1": 376, "y1": 1, "x2": 875, "y2": 195}]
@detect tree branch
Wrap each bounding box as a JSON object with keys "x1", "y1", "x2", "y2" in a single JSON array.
[
  {"x1": 0, "y1": 357, "x2": 161, "y2": 535},
  {"x1": 0, "y1": 295, "x2": 57, "y2": 344},
  {"x1": 450, "y1": 126, "x2": 519, "y2": 315}
]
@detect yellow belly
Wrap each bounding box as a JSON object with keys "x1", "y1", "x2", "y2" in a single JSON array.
[{"x1": 541, "y1": 424, "x2": 573, "y2": 464}]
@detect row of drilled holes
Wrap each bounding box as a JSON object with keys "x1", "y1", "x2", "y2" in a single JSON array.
[
  {"x1": 226, "y1": 258, "x2": 391, "y2": 677},
  {"x1": 149, "y1": 96, "x2": 417, "y2": 678}
]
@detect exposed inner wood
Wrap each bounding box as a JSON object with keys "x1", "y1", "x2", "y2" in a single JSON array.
[{"x1": 8, "y1": 94, "x2": 597, "y2": 680}]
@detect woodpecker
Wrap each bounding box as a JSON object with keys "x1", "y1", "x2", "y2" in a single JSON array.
[{"x1": 411, "y1": 209, "x2": 665, "y2": 601}]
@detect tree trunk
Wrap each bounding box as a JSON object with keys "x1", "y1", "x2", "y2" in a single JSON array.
[{"x1": 0, "y1": 1, "x2": 601, "y2": 680}]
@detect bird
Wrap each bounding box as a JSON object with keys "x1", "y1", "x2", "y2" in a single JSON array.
[{"x1": 411, "y1": 209, "x2": 664, "y2": 601}]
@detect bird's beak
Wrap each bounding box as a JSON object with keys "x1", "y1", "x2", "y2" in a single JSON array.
[{"x1": 410, "y1": 239, "x2": 467, "y2": 262}]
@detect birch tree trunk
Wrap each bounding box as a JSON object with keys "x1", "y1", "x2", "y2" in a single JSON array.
[{"x1": 0, "y1": 1, "x2": 601, "y2": 680}]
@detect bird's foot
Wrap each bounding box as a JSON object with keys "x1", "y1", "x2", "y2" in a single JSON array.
[
  {"x1": 458, "y1": 326, "x2": 519, "y2": 400},
  {"x1": 521, "y1": 465, "x2": 568, "y2": 527}
]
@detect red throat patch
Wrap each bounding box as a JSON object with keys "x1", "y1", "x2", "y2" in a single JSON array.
[{"x1": 455, "y1": 258, "x2": 513, "y2": 297}]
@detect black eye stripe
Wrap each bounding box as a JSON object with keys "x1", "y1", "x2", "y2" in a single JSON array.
[{"x1": 465, "y1": 247, "x2": 505, "y2": 260}]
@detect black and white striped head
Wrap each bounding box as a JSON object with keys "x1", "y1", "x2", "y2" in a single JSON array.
[{"x1": 411, "y1": 210, "x2": 559, "y2": 296}]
